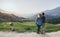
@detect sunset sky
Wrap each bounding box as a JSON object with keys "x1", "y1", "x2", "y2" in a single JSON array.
[{"x1": 0, "y1": 0, "x2": 60, "y2": 17}]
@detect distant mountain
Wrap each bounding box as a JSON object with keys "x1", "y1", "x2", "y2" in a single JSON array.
[
  {"x1": 0, "y1": 9, "x2": 26, "y2": 22},
  {"x1": 44, "y1": 7, "x2": 60, "y2": 18},
  {"x1": 29, "y1": 7, "x2": 60, "y2": 20}
]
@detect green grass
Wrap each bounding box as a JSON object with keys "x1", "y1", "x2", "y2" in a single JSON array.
[{"x1": 0, "y1": 22, "x2": 60, "y2": 32}]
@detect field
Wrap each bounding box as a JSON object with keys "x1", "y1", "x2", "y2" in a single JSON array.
[{"x1": 0, "y1": 22, "x2": 60, "y2": 33}]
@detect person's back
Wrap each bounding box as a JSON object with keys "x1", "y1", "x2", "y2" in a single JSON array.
[
  {"x1": 41, "y1": 12, "x2": 46, "y2": 34},
  {"x1": 42, "y1": 15, "x2": 45, "y2": 23}
]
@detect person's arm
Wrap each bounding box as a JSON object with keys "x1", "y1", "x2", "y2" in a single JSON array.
[{"x1": 35, "y1": 18, "x2": 38, "y2": 24}]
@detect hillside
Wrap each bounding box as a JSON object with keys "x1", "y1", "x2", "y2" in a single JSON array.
[
  {"x1": 44, "y1": 7, "x2": 60, "y2": 18},
  {"x1": 0, "y1": 9, "x2": 25, "y2": 22}
]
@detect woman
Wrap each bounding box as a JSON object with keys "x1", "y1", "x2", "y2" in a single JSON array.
[{"x1": 35, "y1": 13, "x2": 43, "y2": 34}]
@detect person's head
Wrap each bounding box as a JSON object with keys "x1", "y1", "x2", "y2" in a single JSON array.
[
  {"x1": 39, "y1": 13, "x2": 41, "y2": 16},
  {"x1": 37, "y1": 13, "x2": 42, "y2": 19},
  {"x1": 42, "y1": 12, "x2": 45, "y2": 16}
]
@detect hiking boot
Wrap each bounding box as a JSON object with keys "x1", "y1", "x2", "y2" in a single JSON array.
[
  {"x1": 41, "y1": 32, "x2": 45, "y2": 34},
  {"x1": 37, "y1": 32, "x2": 40, "y2": 34}
]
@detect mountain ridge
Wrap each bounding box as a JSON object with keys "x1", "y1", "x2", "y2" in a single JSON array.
[{"x1": 0, "y1": 9, "x2": 26, "y2": 22}]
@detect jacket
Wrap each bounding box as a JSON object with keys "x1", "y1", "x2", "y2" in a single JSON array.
[{"x1": 35, "y1": 18, "x2": 43, "y2": 25}]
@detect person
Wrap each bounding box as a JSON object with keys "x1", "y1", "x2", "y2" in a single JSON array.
[
  {"x1": 35, "y1": 13, "x2": 43, "y2": 34},
  {"x1": 41, "y1": 12, "x2": 46, "y2": 34}
]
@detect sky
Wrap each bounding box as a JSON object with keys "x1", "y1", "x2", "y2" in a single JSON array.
[{"x1": 0, "y1": 0, "x2": 60, "y2": 17}]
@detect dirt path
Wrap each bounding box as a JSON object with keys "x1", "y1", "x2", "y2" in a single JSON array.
[{"x1": 0, "y1": 31, "x2": 60, "y2": 37}]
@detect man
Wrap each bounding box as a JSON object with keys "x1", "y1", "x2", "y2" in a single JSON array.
[{"x1": 41, "y1": 12, "x2": 46, "y2": 34}]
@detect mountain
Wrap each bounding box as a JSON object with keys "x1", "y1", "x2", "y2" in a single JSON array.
[
  {"x1": 29, "y1": 7, "x2": 60, "y2": 20},
  {"x1": 0, "y1": 9, "x2": 26, "y2": 22},
  {"x1": 44, "y1": 7, "x2": 60, "y2": 18},
  {"x1": 1, "y1": 7, "x2": 60, "y2": 21}
]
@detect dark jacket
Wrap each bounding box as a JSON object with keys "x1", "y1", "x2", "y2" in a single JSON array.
[{"x1": 41, "y1": 16, "x2": 45, "y2": 23}]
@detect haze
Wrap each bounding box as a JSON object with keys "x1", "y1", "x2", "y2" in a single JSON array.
[{"x1": 0, "y1": 0, "x2": 60, "y2": 17}]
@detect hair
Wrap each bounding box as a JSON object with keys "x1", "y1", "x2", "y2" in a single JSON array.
[
  {"x1": 37, "y1": 13, "x2": 41, "y2": 19},
  {"x1": 42, "y1": 12, "x2": 45, "y2": 15},
  {"x1": 39, "y1": 13, "x2": 41, "y2": 16}
]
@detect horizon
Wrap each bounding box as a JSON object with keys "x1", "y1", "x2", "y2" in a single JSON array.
[{"x1": 0, "y1": 0, "x2": 60, "y2": 17}]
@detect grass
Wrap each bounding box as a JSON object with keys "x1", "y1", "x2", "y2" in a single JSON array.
[{"x1": 0, "y1": 22, "x2": 60, "y2": 32}]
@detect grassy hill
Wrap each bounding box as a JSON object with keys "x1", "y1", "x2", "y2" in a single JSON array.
[{"x1": 0, "y1": 22, "x2": 60, "y2": 32}]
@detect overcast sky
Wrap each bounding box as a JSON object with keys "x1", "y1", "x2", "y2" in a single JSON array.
[{"x1": 0, "y1": 0, "x2": 60, "y2": 17}]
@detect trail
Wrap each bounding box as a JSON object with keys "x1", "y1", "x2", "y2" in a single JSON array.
[{"x1": 0, "y1": 31, "x2": 60, "y2": 37}]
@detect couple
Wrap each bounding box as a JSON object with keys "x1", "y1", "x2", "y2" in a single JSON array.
[{"x1": 36, "y1": 12, "x2": 45, "y2": 34}]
